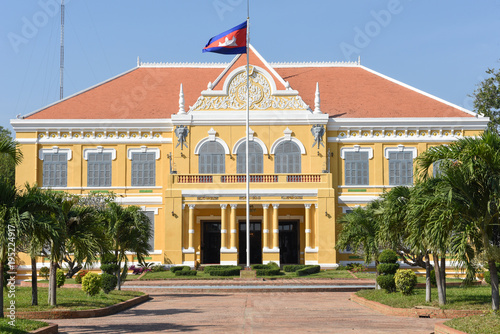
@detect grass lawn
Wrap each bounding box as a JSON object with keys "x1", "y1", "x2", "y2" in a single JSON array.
[
  {"x1": 0, "y1": 318, "x2": 49, "y2": 334},
  {"x1": 415, "y1": 276, "x2": 465, "y2": 284},
  {"x1": 445, "y1": 312, "x2": 500, "y2": 334},
  {"x1": 357, "y1": 286, "x2": 493, "y2": 310},
  {"x1": 30, "y1": 278, "x2": 78, "y2": 285},
  {"x1": 139, "y1": 269, "x2": 376, "y2": 280},
  {"x1": 3, "y1": 287, "x2": 144, "y2": 312}
]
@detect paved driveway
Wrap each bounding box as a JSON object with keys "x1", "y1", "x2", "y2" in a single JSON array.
[{"x1": 48, "y1": 291, "x2": 442, "y2": 333}]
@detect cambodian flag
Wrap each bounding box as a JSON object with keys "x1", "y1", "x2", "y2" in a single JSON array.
[{"x1": 203, "y1": 21, "x2": 247, "y2": 54}]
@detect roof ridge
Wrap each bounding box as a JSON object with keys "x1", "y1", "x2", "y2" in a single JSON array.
[
  {"x1": 270, "y1": 60, "x2": 360, "y2": 68},
  {"x1": 139, "y1": 61, "x2": 229, "y2": 68}
]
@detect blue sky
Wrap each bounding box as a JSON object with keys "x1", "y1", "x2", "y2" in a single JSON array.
[{"x1": 1, "y1": 0, "x2": 500, "y2": 133}]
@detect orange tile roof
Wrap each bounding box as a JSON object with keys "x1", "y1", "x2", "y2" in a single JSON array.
[{"x1": 26, "y1": 58, "x2": 472, "y2": 120}]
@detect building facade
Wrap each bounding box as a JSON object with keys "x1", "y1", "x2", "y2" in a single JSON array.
[{"x1": 12, "y1": 46, "x2": 488, "y2": 269}]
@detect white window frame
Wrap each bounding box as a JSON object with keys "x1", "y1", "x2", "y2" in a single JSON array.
[
  {"x1": 39, "y1": 146, "x2": 72, "y2": 187},
  {"x1": 384, "y1": 145, "x2": 417, "y2": 186},
  {"x1": 340, "y1": 146, "x2": 373, "y2": 186}
]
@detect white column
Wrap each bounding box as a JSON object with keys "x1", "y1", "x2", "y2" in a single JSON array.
[
  {"x1": 220, "y1": 204, "x2": 227, "y2": 249},
  {"x1": 304, "y1": 204, "x2": 312, "y2": 249},
  {"x1": 230, "y1": 204, "x2": 238, "y2": 249},
  {"x1": 188, "y1": 204, "x2": 195, "y2": 250}
]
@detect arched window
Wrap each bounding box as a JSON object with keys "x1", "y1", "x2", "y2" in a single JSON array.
[
  {"x1": 274, "y1": 141, "x2": 301, "y2": 173},
  {"x1": 199, "y1": 141, "x2": 225, "y2": 174},
  {"x1": 237, "y1": 141, "x2": 263, "y2": 173}
]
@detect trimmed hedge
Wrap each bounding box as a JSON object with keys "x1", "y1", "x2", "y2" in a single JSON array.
[
  {"x1": 170, "y1": 266, "x2": 191, "y2": 273},
  {"x1": 395, "y1": 269, "x2": 417, "y2": 295},
  {"x1": 378, "y1": 249, "x2": 398, "y2": 264},
  {"x1": 250, "y1": 264, "x2": 267, "y2": 270},
  {"x1": 204, "y1": 265, "x2": 241, "y2": 274},
  {"x1": 377, "y1": 274, "x2": 396, "y2": 292},
  {"x1": 174, "y1": 270, "x2": 197, "y2": 276},
  {"x1": 74, "y1": 270, "x2": 88, "y2": 284},
  {"x1": 377, "y1": 263, "x2": 399, "y2": 275},
  {"x1": 255, "y1": 268, "x2": 281, "y2": 276},
  {"x1": 296, "y1": 265, "x2": 321, "y2": 276},
  {"x1": 101, "y1": 273, "x2": 118, "y2": 294},
  {"x1": 284, "y1": 265, "x2": 307, "y2": 272},
  {"x1": 208, "y1": 267, "x2": 241, "y2": 276}
]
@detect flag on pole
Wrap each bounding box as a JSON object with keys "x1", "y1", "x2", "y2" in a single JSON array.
[{"x1": 203, "y1": 21, "x2": 247, "y2": 54}]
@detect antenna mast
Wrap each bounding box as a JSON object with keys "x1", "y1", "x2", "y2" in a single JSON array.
[{"x1": 60, "y1": 0, "x2": 65, "y2": 100}]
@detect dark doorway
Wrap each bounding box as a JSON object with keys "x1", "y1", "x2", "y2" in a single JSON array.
[
  {"x1": 239, "y1": 220, "x2": 262, "y2": 264},
  {"x1": 201, "y1": 221, "x2": 221, "y2": 264},
  {"x1": 279, "y1": 220, "x2": 299, "y2": 264}
]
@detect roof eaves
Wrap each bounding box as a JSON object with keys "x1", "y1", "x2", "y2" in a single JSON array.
[{"x1": 22, "y1": 67, "x2": 139, "y2": 119}]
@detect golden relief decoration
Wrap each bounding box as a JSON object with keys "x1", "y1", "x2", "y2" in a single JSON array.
[{"x1": 191, "y1": 67, "x2": 310, "y2": 111}]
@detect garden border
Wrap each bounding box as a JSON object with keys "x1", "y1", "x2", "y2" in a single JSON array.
[
  {"x1": 17, "y1": 294, "x2": 150, "y2": 319},
  {"x1": 350, "y1": 293, "x2": 488, "y2": 319},
  {"x1": 30, "y1": 323, "x2": 58, "y2": 334}
]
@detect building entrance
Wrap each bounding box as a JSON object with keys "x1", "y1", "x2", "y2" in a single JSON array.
[
  {"x1": 279, "y1": 220, "x2": 299, "y2": 264},
  {"x1": 238, "y1": 220, "x2": 262, "y2": 264},
  {"x1": 201, "y1": 221, "x2": 221, "y2": 264}
]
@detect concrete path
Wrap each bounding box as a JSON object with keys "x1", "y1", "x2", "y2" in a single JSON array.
[{"x1": 48, "y1": 290, "x2": 442, "y2": 333}]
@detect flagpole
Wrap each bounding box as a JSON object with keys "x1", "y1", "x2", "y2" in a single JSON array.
[{"x1": 245, "y1": 0, "x2": 250, "y2": 269}]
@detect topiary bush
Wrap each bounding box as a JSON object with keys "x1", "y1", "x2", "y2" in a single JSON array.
[
  {"x1": 204, "y1": 265, "x2": 240, "y2": 274},
  {"x1": 377, "y1": 274, "x2": 396, "y2": 292},
  {"x1": 377, "y1": 263, "x2": 399, "y2": 275},
  {"x1": 39, "y1": 266, "x2": 49, "y2": 280},
  {"x1": 378, "y1": 249, "x2": 398, "y2": 264},
  {"x1": 284, "y1": 265, "x2": 306, "y2": 272},
  {"x1": 395, "y1": 269, "x2": 417, "y2": 295},
  {"x1": 296, "y1": 265, "x2": 321, "y2": 276},
  {"x1": 101, "y1": 273, "x2": 118, "y2": 294},
  {"x1": 56, "y1": 269, "x2": 66, "y2": 288},
  {"x1": 74, "y1": 270, "x2": 89, "y2": 284},
  {"x1": 82, "y1": 273, "x2": 101, "y2": 296},
  {"x1": 170, "y1": 266, "x2": 191, "y2": 273},
  {"x1": 377, "y1": 249, "x2": 400, "y2": 293},
  {"x1": 174, "y1": 270, "x2": 197, "y2": 276},
  {"x1": 267, "y1": 261, "x2": 280, "y2": 269}
]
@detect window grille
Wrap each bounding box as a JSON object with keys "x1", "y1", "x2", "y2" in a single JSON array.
[
  {"x1": 199, "y1": 141, "x2": 225, "y2": 174},
  {"x1": 237, "y1": 141, "x2": 263, "y2": 173},
  {"x1": 131, "y1": 152, "x2": 156, "y2": 186},
  {"x1": 87, "y1": 152, "x2": 112, "y2": 187},
  {"x1": 274, "y1": 141, "x2": 301, "y2": 173},
  {"x1": 389, "y1": 151, "x2": 413, "y2": 185},
  {"x1": 344, "y1": 152, "x2": 369, "y2": 185},
  {"x1": 43, "y1": 153, "x2": 67, "y2": 187}
]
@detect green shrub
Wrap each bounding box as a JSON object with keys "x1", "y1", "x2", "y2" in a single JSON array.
[
  {"x1": 284, "y1": 265, "x2": 306, "y2": 272},
  {"x1": 255, "y1": 268, "x2": 281, "y2": 276},
  {"x1": 250, "y1": 264, "x2": 267, "y2": 270},
  {"x1": 376, "y1": 263, "x2": 399, "y2": 275},
  {"x1": 395, "y1": 269, "x2": 417, "y2": 295},
  {"x1": 56, "y1": 269, "x2": 66, "y2": 288},
  {"x1": 430, "y1": 269, "x2": 437, "y2": 286},
  {"x1": 152, "y1": 264, "x2": 165, "y2": 272},
  {"x1": 378, "y1": 249, "x2": 398, "y2": 264},
  {"x1": 100, "y1": 264, "x2": 119, "y2": 275},
  {"x1": 101, "y1": 273, "x2": 118, "y2": 294},
  {"x1": 376, "y1": 274, "x2": 396, "y2": 292},
  {"x1": 296, "y1": 265, "x2": 321, "y2": 276},
  {"x1": 266, "y1": 261, "x2": 280, "y2": 269},
  {"x1": 174, "y1": 270, "x2": 197, "y2": 276},
  {"x1": 208, "y1": 267, "x2": 241, "y2": 276},
  {"x1": 170, "y1": 266, "x2": 190, "y2": 273},
  {"x1": 39, "y1": 267, "x2": 49, "y2": 279},
  {"x1": 485, "y1": 271, "x2": 491, "y2": 285},
  {"x1": 203, "y1": 264, "x2": 241, "y2": 276},
  {"x1": 82, "y1": 273, "x2": 101, "y2": 296},
  {"x1": 74, "y1": 270, "x2": 89, "y2": 284}
]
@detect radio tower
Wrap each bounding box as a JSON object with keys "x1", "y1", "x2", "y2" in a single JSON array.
[{"x1": 60, "y1": 0, "x2": 65, "y2": 100}]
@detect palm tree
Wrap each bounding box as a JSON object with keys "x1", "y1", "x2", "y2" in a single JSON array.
[
  {"x1": 416, "y1": 131, "x2": 500, "y2": 311},
  {"x1": 16, "y1": 184, "x2": 61, "y2": 306},
  {"x1": 0, "y1": 136, "x2": 23, "y2": 166},
  {"x1": 336, "y1": 200, "x2": 382, "y2": 266},
  {"x1": 102, "y1": 202, "x2": 152, "y2": 290}
]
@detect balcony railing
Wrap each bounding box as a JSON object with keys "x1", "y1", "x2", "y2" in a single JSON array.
[{"x1": 175, "y1": 174, "x2": 324, "y2": 184}]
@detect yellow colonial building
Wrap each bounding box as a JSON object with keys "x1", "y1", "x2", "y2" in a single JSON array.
[{"x1": 12, "y1": 46, "x2": 488, "y2": 271}]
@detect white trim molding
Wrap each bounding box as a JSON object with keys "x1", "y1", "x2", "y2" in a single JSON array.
[
  {"x1": 115, "y1": 196, "x2": 163, "y2": 205},
  {"x1": 232, "y1": 136, "x2": 268, "y2": 155},
  {"x1": 384, "y1": 145, "x2": 418, "y2": 159},
  {"x1": 194, "y1": 130, "x2": 230, "y2": 155},
  {"x1": 38, "y1": 146, "x2": 72, "y2": 161},
  {"x1": 338, "y1": 195, "x2": 379, "y2": 205},
  {"x1": 340, "y1": 145, "x2": 374, "y2": 159},
  {"x1": 127, "y1": 146, "x2": 161, "y2": 160},
  {"x1": 83, "y1": 146, "x2": 117, "y2": 160},
  {"x1": 270, "y1": 129, "x2": 306, "y2": 154}
]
